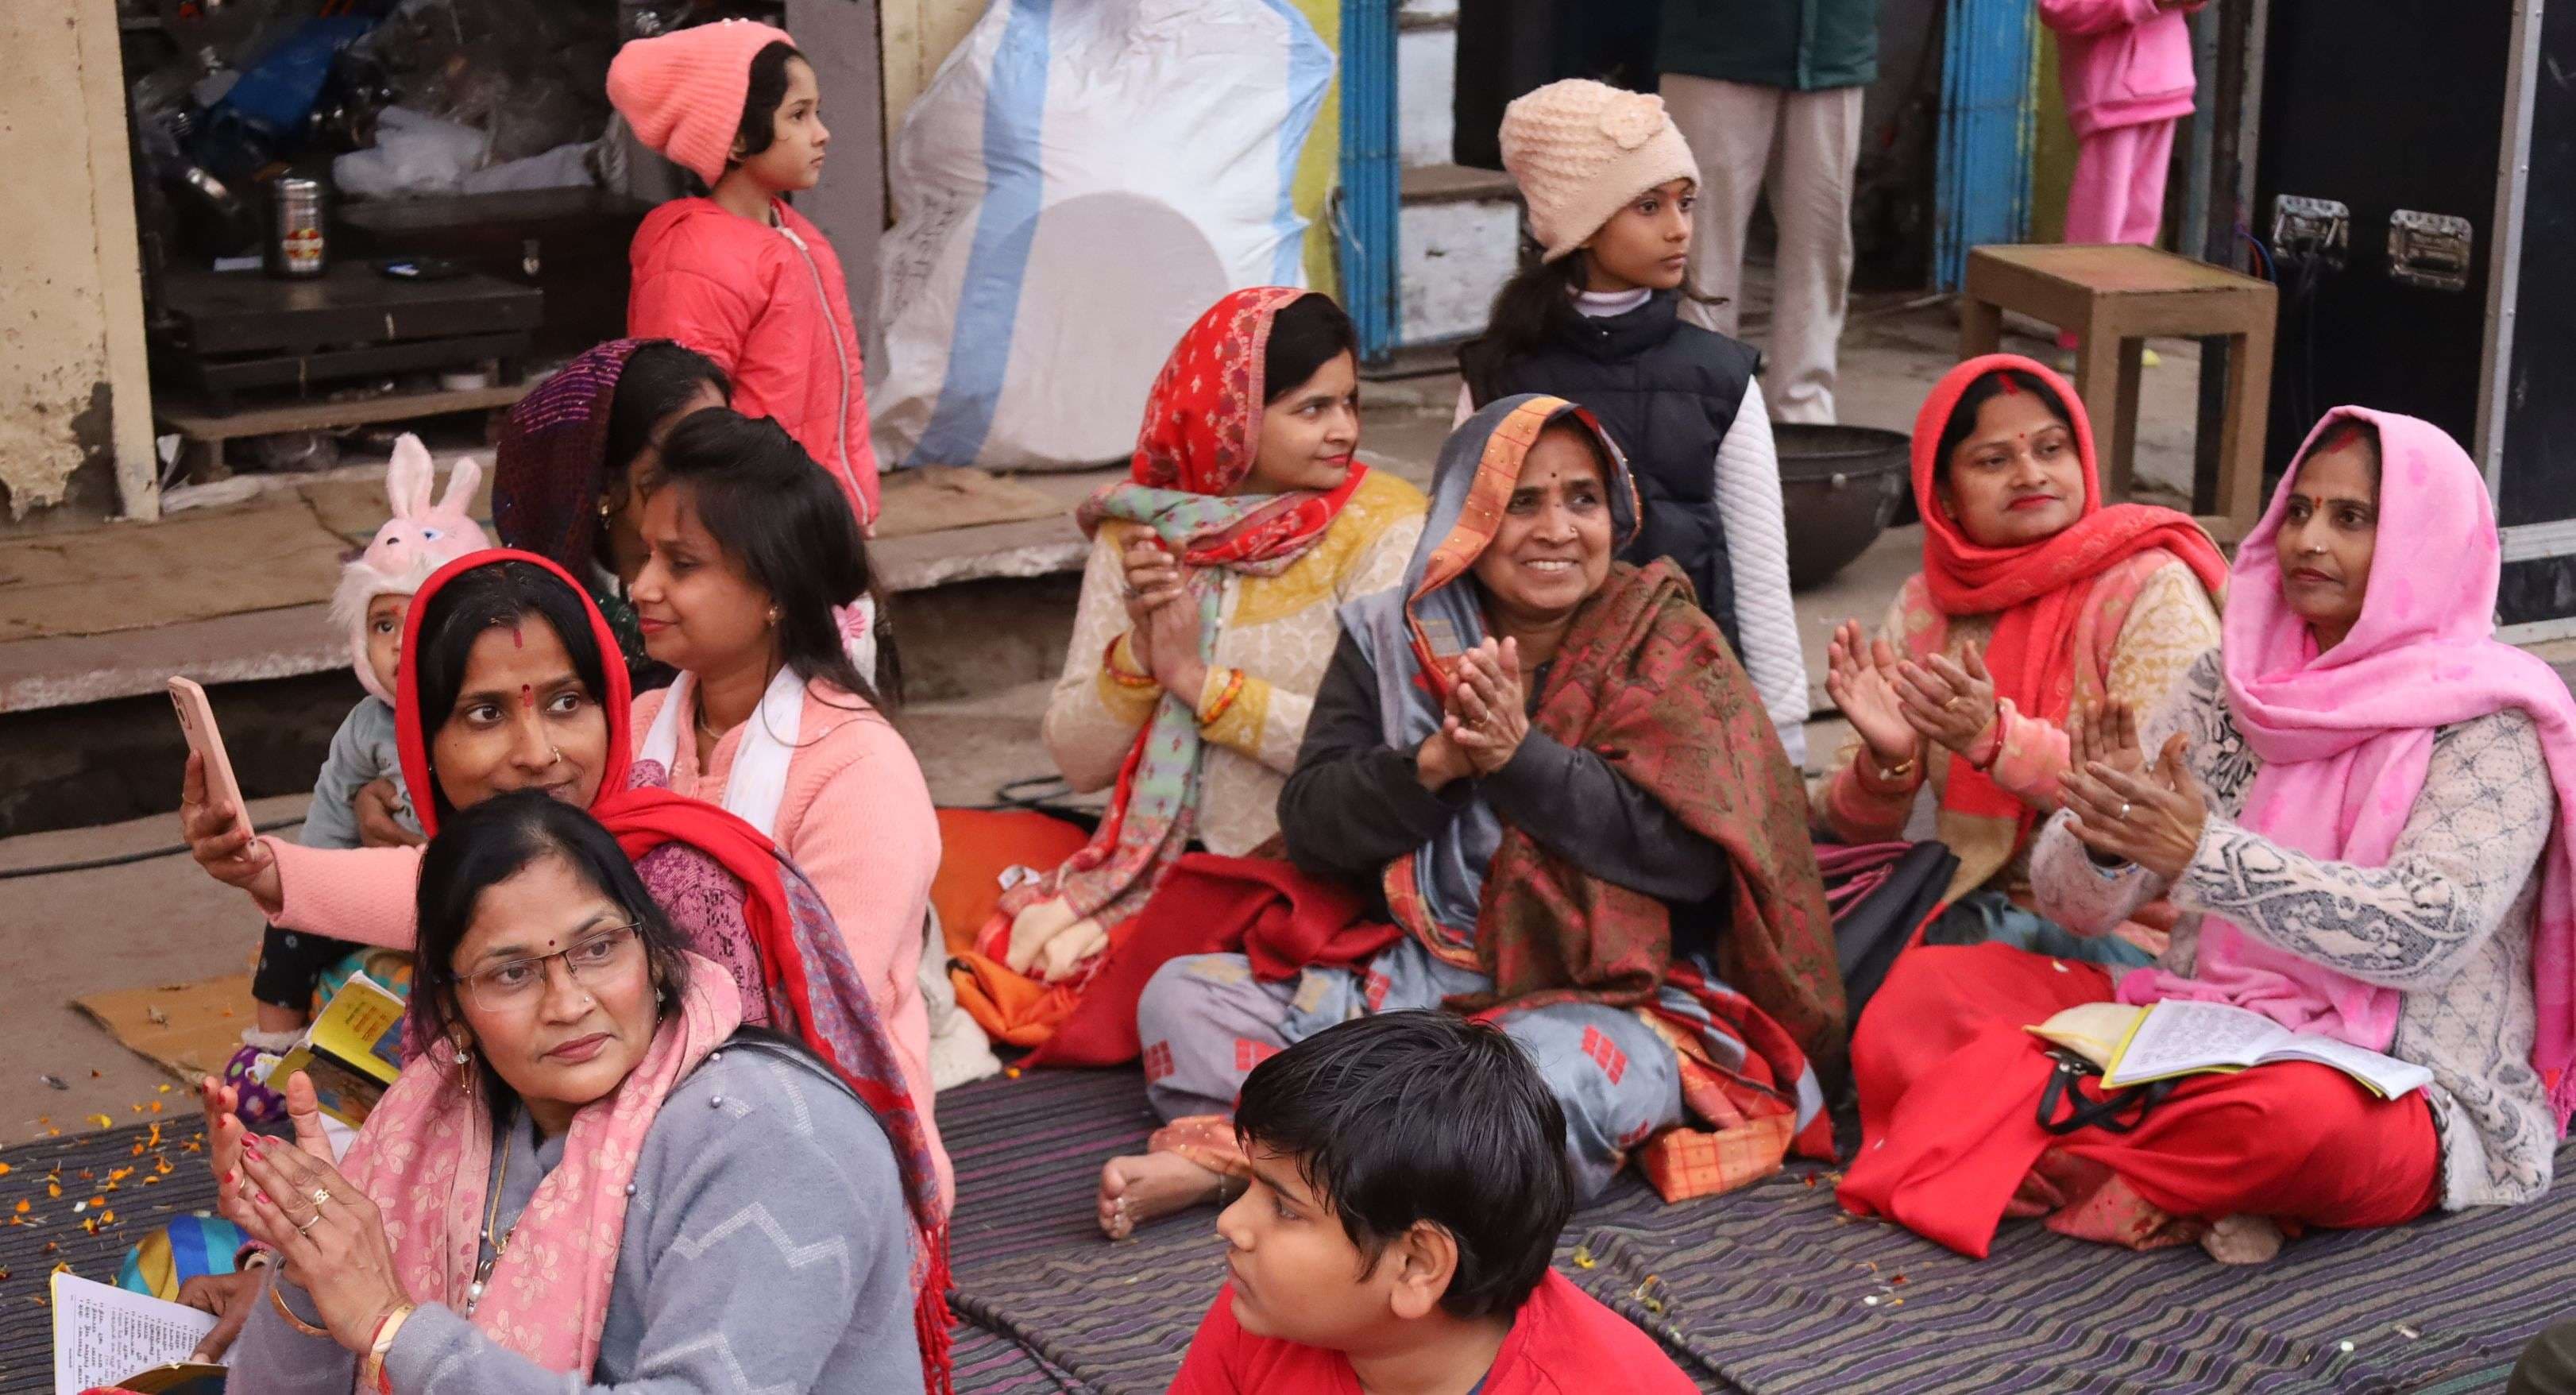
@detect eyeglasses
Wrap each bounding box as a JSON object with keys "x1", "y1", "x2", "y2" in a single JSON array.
[{"x1": 461, "y1": 923, "x2": 643, "y2": 1013}]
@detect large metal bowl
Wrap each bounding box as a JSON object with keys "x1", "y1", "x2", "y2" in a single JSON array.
[{"x1": 1776, "y1": 423, "x2": 1912, "y2": 589}]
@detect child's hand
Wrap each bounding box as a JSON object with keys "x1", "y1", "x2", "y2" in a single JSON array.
[{"x1": 351, "y1": 778, "x2": 422, "y2": 848}]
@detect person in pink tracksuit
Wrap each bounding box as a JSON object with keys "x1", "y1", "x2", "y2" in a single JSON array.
[
  {"x1": 608, "y1": 20, "x2": 882, "y2": 533},
  {"x1": 2041, "y1": 0, "x2": 2201, "y2": 251}
]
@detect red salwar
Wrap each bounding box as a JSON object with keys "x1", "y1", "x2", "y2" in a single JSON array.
[{"x1": 1837, "y1": 943, "x2": 2441, "y2": 1258}]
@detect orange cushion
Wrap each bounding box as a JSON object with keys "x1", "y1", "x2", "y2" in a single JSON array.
[{"x1": 931, "y1": 807, "x2": 1091, "y2": 956}]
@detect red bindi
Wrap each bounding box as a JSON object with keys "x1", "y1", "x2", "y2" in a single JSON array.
[{"x1": 520, "y1": 684, "x2": 534, "y2": 708}]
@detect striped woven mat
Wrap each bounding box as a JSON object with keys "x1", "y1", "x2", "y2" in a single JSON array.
[
  {"x1": 10, "y1": 1072, "x2": 2559, "y2": 1392},
  {"x1": 934, "y1": 1068, "x2": 2570, "y2": 1394}
]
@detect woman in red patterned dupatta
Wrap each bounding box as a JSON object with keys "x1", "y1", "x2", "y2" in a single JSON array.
[{"x1": 949, "y1": 289, "x2": 1426, "y2": 1046}]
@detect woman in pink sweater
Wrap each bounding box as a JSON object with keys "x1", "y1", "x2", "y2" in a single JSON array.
[
  {"x1": 623, "y1": 408, "x2": 948, "y2": 1181},
  {"x1": 177, "y1": 545, "x2": 953, "y2": 1205},
  {"x1": 2041, "y1": 0, "x2": 2200, "y2": 254}
]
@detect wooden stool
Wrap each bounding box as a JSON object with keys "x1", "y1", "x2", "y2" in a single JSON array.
[{"x1": 1958, "y1": 244, "x2": 2277, "y2": 543}]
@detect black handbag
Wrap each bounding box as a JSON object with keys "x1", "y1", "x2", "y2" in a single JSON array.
[{"x1": 2036, "y1": 1048, "x2": 2177, "y2": 1136}]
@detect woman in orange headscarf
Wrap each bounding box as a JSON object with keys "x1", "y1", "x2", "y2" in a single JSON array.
[{"x1": 1817, "y1": 354, "x2": 2226, "y2": 965}]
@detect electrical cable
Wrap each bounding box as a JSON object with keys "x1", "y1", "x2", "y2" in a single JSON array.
[{"x1": 0, "y1": 817, "x2": 305, "y2": 881}]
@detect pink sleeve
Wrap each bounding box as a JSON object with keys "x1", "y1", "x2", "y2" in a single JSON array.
[
  {"x1": 2038, "y1": 0, "x2": 2161, "y2": 35},
  {"x1": 268, "y1": 840, "x2": 423, "y2": 949},
  {"x1": 1983, "y1": 698, "x2": 2075, "y2": 810},
  {"x1": 778, "y1": 717, "x2": 952, "y2": 1203},
  {"x1": 628, "y1": 265, "x2": 757, "y2": 378}
]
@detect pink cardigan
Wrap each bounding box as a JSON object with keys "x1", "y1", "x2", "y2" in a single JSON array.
[
  {"x1": 267, "y1": 682, "x2": 952, "y2": 1205},
  {"x1": 2038, "y1": 0, "x2": 2197, "y2": 138}
]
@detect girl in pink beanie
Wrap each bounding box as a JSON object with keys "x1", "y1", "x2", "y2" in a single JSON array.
[{"x1": 607, "y1": 21, "x2": 882, "y2": 535}]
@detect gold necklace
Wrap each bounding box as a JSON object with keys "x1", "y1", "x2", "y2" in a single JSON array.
[{"x1": 465, "y1": 1107, "x2": 520, "y2": 1316}]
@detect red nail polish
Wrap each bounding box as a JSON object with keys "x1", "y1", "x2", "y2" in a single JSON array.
[{"x1": 257, "y1": 1192, "x2": 271, "y2": 1206}]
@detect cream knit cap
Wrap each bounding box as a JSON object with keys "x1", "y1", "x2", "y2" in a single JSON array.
[{"x1": 1499, "y1": 79, "x2": 1698, "y2": 263}]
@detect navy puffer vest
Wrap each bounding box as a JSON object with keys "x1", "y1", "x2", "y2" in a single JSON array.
[{"x1": 1461, "y1": 291, "x2": 1760, "y2": 655}]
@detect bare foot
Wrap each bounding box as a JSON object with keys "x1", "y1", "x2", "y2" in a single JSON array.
[
  {"x1": 2199, "y1": 1213, "x2": 2285, "y2": 1265},
  {"x1": 1098, "y1": 1152, "x2": 1225, "y2": 1239}
]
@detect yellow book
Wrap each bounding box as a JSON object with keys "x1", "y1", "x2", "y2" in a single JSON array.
[{"x1": 264, "y1": 972, "x2": 405, "y2": 1126}]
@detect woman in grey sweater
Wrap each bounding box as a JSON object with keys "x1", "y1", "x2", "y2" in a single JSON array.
[
  {"x1": 1840, "y1": 407, "x2": 2576, "y2": 1264},
  {"x1": 217, "y1": 790, "x2": 931, "y2": 1393}
]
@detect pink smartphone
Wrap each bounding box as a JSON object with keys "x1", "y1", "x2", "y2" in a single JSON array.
[{"x1": 168, "y1": 677, "x2": 255, "y2": 842}]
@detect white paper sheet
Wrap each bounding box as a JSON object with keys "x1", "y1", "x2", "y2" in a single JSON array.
[{"x1": 52, "y1": 1271, "x2": 217, "y2": 1395}]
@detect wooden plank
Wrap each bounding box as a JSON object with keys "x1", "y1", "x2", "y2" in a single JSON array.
[{"x1": 155, "y1": 383, "x2": 530, "y2": 441}]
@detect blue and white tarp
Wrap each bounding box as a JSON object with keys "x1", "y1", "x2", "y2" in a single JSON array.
[{"x1": 871, "y1": 0, "x2": 1333, "y2": 472}]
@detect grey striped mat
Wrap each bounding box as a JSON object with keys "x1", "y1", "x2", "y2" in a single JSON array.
[{"x1": 937, "y1": 1068, "x2": 2576, "y2": 1394}]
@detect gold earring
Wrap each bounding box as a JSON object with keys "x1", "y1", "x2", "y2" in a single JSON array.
[{"x1": 767, "y1": 606, "x2": 781, "y2": 627}]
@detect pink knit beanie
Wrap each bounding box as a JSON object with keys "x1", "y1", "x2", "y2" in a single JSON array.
[
  {"x1": 1499, "y1": 79, "x2": 1699, "y2": 263},
  {"x1": 606, "y1": 19, "x2": 798, "y2": 186}
]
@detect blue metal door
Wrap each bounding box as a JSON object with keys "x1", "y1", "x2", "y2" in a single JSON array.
[
  {"x1": 1338, "y1": 0, "x2": 1400, "y2": 360},
  {"x1": 1935, "y1": 0, "x2": 2037, "y2": 289}
]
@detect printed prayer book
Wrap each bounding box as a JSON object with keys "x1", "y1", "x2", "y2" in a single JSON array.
[
  {"x1": 51, "y1": 1271, "x2": 226, "y2": 1394},
  {"x1": 2028, "y1": 999, "x2": 2432, "y2": 1099}
]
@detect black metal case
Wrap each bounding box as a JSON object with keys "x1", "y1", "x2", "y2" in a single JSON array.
[{"x1": 2250, "y1": 0, "x2": 2576, "y2": 636}]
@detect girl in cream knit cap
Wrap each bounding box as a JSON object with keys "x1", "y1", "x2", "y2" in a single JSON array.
[{"x1": 1457, "y1": 78, "x2": 1813, "y2": 767}]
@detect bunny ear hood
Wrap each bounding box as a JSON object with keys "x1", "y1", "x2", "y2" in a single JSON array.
[{"x1": 337, "y1": 439, "x2": 499, "y2": 702}]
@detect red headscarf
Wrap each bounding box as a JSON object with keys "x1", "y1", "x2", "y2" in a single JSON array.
[
  {"x1": 395, "y1": 549, "x2": 953, "y2": 1391},
  {"x1": 1911, "y1": 355, "x2": 2228, "y2": 829}
]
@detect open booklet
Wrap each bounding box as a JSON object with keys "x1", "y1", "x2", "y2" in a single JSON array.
[
  {"x1": 52, "y1": 1271, "x2": 226, "y2": 1394},
  {"x1": 2029, "y1": 999, "x2": 2434, "y2": 1099},
  {"x1": 264, "y1": 972, "x2": 405, "y2": 1126}
]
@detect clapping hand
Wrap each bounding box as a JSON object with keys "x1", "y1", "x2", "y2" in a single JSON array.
[
  {"x1": 1444, "y1": 639, "x2": 1530, "y2": 777},
  {"x1": 2067, "y1": 697, "x2": 2147, "y2": 780},
  {"x1": 233, "y1": 1074, "x2": 411, "y2": 1351},
  {"x1": 1893, "y1": 642, "x2": 1999, "y2": 757},
  {"x1": 1825, "y1": 620, "x2": 1918, "y2": 773},
  {"x1": 2063, "y1": 732, "x2": 2210, "y2": 880},
  {"x1": 1120, "y1": 536, "x2": 1208, "y2": 701}
]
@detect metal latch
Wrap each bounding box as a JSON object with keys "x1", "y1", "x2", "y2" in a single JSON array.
[
  {"x1": 2271, "y1": 195, "x2": 2350, "y2": 271},
  {"x1": 2388, "y1": 210, "x2": 2474, "y2": 291}
]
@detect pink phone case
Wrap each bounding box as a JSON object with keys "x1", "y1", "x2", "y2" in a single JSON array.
[{"x1": 168, "y1": 677, "x2": 255, "y2": 842}]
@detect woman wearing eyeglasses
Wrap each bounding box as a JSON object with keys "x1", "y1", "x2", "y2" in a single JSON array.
[
  {"x1": 215, "y1": 790, "x2": 939, "y2": 1393},
  {"x1": 178, "y1": 549, "x2": 956, "y2": 1383}
]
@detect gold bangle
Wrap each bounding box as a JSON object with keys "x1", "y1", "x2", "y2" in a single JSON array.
[
  {"x1": 360, "y1": 1301, "x2": 418, "y2": 1393},
  {"x1": 1870, "y1": 751, "x2": 1916, "y2": 783},
  {"x1": 267, "y1": 1278, "x2": 330, "y2": 1339}
]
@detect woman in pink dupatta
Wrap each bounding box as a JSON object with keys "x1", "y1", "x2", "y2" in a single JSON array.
[
  {"x1": 1840, "y1": 407, "x2": 2576, "y2": 1263},
  {"x1": 214, "y1": 792, "x2": 939, "y2": 1391}
]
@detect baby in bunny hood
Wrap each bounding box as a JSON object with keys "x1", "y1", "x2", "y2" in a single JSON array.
[{"x1": 222, "y1": 436, "x2": 489, "y2": 1123}]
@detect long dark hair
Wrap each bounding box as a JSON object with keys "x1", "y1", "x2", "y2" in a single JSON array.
[
  {"x1": 411, "y1": 560, "x2": 614, "y2": 829},
  {"x1": 651, "y1": 408, "x2": 897, "y2": 708},
  {"x1": 1480, "y1": 244, "x2": 1592, "y2": 368},
  {"x1": 413, "y1": 790, "x2": 693, "y2": 1108},
  {"x1": 731, "y1": 41, "x2": 804, "y2": 164},
  {"x1": 1933, "y1": 369, "x2": 2078, "y2": 481},
  {"x1": 1262, "y1": 293, "x2": 1358, "y2": 402}
]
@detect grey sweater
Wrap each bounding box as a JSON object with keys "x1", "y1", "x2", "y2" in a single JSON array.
[
  {"x1": 299, "y1": 697, "x2": 420, "y2": 848},
  {"x1": 227, "y1": 1036, "x2": 925, "y2": 1392},
  {"x1": 2031, "y1": 649, "x2": 2558, "y2": 1209}
]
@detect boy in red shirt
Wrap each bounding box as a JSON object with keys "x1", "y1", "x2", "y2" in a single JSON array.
[{"x1": 1168, "y1": 1012, "x2": 1704, "y2": 1395}]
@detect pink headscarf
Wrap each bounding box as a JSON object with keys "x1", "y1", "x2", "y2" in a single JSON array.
[
  {"x1": 2120, "y1": 407, "x2": 2576, "y2": 1127},
  {"x1": 341, "y1": 956, "x2": 742, "y2": 1378}
]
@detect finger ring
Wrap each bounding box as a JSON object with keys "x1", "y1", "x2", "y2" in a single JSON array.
[
  {"x1": 1946, "y1": 696, "x2": 1968, "y2": 713},
  {"x1": 293, "y1": 1212, "x2": 321, "y2": 1236},
  {"x1": 2117, "y1": 802, "x2": 2132, "y2": 821},
  {"x1": 309, "y1": 1187, "x2": 334, "y2": 1210}
]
